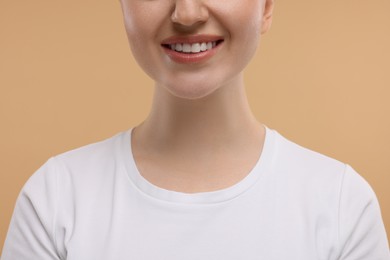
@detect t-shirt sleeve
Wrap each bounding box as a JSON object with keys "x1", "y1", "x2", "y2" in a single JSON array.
[
  {"x1": 338, "y1": 164, "x2": 390, "y2": 259},
  {"x1": 1, "y1": 157, "x2": 62, "y2": 260}
]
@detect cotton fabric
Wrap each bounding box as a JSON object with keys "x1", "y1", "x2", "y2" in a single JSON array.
[{"x1": 2, "y1": 126, "x2": 389, "y2": 259}]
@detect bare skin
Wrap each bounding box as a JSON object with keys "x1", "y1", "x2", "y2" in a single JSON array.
[
  {"x1": 131, "y1": 75, "x2": 266, "y2": 193},
  {"x1": 121, "y1": 0, "x2": 274, "y2": 193}
]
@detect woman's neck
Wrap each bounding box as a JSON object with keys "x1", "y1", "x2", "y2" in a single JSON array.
[{"x1": 133, "y1": 75, "x2": 264, "y2": 155}]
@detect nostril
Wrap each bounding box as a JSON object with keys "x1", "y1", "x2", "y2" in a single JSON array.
[{"x1": 170, "y1": 4, "x2": 209, "y2": 27}]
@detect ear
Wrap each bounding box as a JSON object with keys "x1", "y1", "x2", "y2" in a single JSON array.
[{"x1": 261, "y1": 0, "x2": 274, "y2": 35}]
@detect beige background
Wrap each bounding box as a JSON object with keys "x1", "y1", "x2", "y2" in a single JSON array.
[{"x1": 1, "y1": 0, "x2": 389, "y2": 252}]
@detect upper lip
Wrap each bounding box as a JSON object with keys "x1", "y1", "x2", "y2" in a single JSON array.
[{"x1": 161, "y1": 34, "x2": 224, "y2": 45}]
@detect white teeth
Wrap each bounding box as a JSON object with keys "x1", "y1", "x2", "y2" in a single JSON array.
[
  {"x1": 191, "y1": 43, "x2": 201, "y2": 53},
  {"x1": 182, "y1": 43, "x2": 191, "y2": 53},
  {"x1": 200, "y1": 42, "x2": 207, "y2": 51},
  {"x1": 168, "y1": 41, "x2": 220, "y2": 53},
  {"x1": 175, "y1": 43, "x2": 182, "y2": 51}
]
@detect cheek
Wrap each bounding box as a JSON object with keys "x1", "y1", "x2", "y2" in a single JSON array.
[
  {"x1": 223, "y1": 3, "x2": 264, "y2": 68},
  {"x1": 122, "y1": 9, "x2": 148, "y2": 48},
  {"x1": 213, "y1": 0, "x2": 264, "y2": 48},
  {"x1": 121, "y1": 1, "x2": 165, "y2": 72},
  {"x1": 232, "y1": 2, "x2": 263, "y2": 42},
  {"x1": 121, "y1": 1, "x2": 165, "y2": 47}
]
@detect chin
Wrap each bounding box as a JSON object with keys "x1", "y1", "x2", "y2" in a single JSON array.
[
  {"x1": 159, "y1": 70, "x2": 235, "y2": 101},
  {"x1": 164, "y1": 83, "x2": 220, "y2": 101}
]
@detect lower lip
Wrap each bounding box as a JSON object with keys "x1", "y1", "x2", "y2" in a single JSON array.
[{"x1": 162, "y1": 42, "x2": 223, "y2": 64}]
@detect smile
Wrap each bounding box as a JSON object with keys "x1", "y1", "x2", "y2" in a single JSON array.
[
  {"x1": 160, "y1": 34, "x2": 224, "y2": 64},
  {"x1": 162, "y1": 40, "x2": 224, "y2": 54}
]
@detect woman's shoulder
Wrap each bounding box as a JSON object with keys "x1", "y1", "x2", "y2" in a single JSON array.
[
  {"x1": 55, "y1": 130, "x2": 128, "y2": 164},
  {"x1": 270, "y1": 128, "x2": 377, "y2": 205},
  {"x1": 26, "y1": 129, "x2": 131, "y2": 188},
  {"x1": 271, "y1": 129, "x2": 347, "y2": 176}
]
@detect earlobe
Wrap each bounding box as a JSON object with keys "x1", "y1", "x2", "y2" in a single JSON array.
[{"x1": 261, "y1": 0, "x2": 274, "y2": 35}]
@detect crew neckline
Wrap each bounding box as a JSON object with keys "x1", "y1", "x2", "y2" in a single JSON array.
[{"x1": 120, "y1": 124, "x2": 276, "y2": 204}]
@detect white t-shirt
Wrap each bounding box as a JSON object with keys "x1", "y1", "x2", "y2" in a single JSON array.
[{"x1": 2, "y1": 126, "x2": 389, "y2": 260}]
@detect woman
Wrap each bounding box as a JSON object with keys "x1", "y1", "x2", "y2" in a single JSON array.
[{"x1": 2, "y1": 0, "x2": 389, "y2": 259}]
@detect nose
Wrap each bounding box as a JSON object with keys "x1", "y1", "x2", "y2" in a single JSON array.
[{"x1": 171, "y1": 0, "x2": 209, "y2": 28}]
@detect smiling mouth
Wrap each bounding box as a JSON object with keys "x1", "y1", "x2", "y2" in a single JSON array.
[{"x1": 161, "y1": 40, "x2": 224, "y2": 54}]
